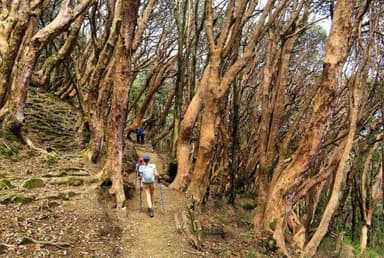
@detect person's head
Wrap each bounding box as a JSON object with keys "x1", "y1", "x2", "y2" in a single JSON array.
[
  {"x1": 143, "y1": 154, "x2": 150, "y2": 163},
  {"x1": 138, "y1": 156, "x2": 144, "y2": 163}
]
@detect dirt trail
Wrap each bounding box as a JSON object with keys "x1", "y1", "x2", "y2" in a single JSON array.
[
  {"x1": 118, "y1": 144, "x2": 197, "y2": 257},
  {"x1": 0, "y1": 90, "x2": 199, "y2": 257},
  {"x1": 1, "y1": 89, "x2": 275, "y2": 258}
]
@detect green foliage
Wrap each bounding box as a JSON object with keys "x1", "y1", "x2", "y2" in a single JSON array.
[
  {"x1": 0, "y1": 143, "x2": 18, "y2": 156},
  {"x1": 23, "y1": 178, "x2": 46, "y2": 189},
  {"x1": 371, "y1": 148, "x2": 382, "y2": 165},
  {"x1": 344, "y1": 236, "x2": 359, "y2": 250},
  {"x1": 370, "y1": 226, "x2": 384, "y2": 254},
  {"x1": 0, "y1": 179, "x2": 16, "y2": 189},
  {"x1": 0, "y1": 172, "x2": 6, "y2": 178},
  {"x1": 343, "y1": 236, "x2": 384, "y2": 258},
  {"x1": 364, "y1": 248, "x2": 384, "y2": 258},
  {"x1": 307, "y1": 24, "x2": 327, "y2": 37},
  {"x1": 128, "y1": 73, "x2": 147, "y2": 111}
]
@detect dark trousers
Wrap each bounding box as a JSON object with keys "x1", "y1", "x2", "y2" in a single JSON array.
[{"x1": 137, "y1": 134, "x2": 144, "y2": 144}]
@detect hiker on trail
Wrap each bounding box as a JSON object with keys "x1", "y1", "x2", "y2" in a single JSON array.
[
  {"x1": 138, "y1": 154, "x2": 160, "y2": 217},
  {"x1": 136, "y1": 127, "x2": 145, "y2": 144},
  {"x1": 135, "y1": 156, "x2": 145, "y2": 177}
]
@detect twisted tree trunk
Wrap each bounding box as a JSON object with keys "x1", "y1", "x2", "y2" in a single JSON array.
[
  {"x1": 260, "y1": 0, "x2": 366, "y2": 255},
  {"x1": 98, "y1": 0, "x2": 140, "y2": 208}
]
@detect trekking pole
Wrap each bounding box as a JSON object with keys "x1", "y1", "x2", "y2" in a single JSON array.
[
  {"x1": 139, "y1": 179, "x2": 143, "y2": 212},
  {"x1": 158, "y1": 178, "x2": 165, "y2": 210}
]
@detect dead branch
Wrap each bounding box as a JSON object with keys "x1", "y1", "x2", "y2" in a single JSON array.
[
  {"x1": 0, "y1": 242, "x2": 16, "y2": 252},
  {"x1": 18, "y1": 236, "x2": 70, "y2": 249}
]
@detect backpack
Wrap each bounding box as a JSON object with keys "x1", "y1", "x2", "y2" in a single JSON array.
[
  {"x1": 136, "y1": 162, "x2": 144, "y2": 177},
  {"x1": 139, "y1": 163, "x2": 156, "y2": 183},
  {"x1": 137, "y1": 128, "x2": 144, "y2": 135}
]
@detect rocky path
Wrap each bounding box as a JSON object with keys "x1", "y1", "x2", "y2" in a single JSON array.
[{"x1": 118, "y1": 144, "x2": 200, "y2": 257}]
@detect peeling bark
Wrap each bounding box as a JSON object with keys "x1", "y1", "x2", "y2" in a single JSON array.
[
  {"x1": 261, "y1": 0, "x2": 361, "y2": 255},
  {"x1": 173, "y1": 0, "x2": 288, "y2": 201},
  {"x1": 98, "y1": 0, "x2": 140, "y2": 209}
]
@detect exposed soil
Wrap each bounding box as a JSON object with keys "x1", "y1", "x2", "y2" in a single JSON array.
[{"x1": 0, "y1": 89, "x2": 280, "y2": 257}]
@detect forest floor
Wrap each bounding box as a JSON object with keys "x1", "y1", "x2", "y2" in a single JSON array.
[{"x1": 0, "y1": 89, "x2": 345, "y2": 257}]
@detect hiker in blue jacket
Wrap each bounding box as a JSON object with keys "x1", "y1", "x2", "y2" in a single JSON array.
[{"x1": 138, "y1": 154, "x2": 160, "y2": 217}]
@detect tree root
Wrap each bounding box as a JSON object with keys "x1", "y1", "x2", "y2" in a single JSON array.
[
  {"x1": 43, "y1": 168, "x2": 90, "y2": 178},
  {"x1": 0, "y1": 189, "x2": 84, "y2": 204},
  {"x1": 183, "y1": 249, "x2": 205, "y2": 256},
  {"x1": 20, "y1": 134, "x2": 53, "y2": 156},
  {"x1": 0, "y1": 242, "x2": 16, "y2": 252},
  {"x1": 36, "y1": 189, "x2": 85, "y2": 200},
  {"x1": 174, "y1": 213, "x2": 183, "y2": 234},
  {"x1": 18, "y1": 236, "x2": 70, "y2": 249},
  {"x1": 47, "y1": 176, "x2": 84, "y2": 186},
  {"x1": 174, "y1": 211, "x2": 202, "y2": 250}
]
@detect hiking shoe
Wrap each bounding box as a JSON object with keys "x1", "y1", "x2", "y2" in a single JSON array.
[{"x1": 148, "y1": 208, "x2": 154, "y2": 217}]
